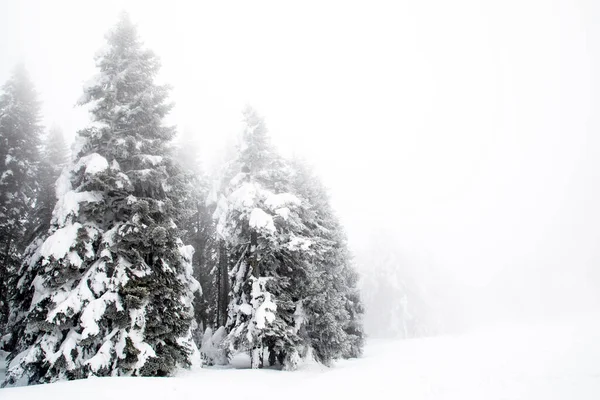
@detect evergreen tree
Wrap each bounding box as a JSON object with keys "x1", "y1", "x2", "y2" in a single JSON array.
[
  {"x1": 174, "y1": 129, "x2": 216, "y2": 335},
  {"x1": 215, "y1": 110, "x2": 365, "y2": 369},
  {"x1": 340, "y1": 264, "x2": 365, "y2": 358},
  {"x1": 27, "y1": 125, "x2": 69, "y2": 243},
  {"x1": 4, "y1": 14, "x2": 198, "y2": 385},
  {"x1": 289, "y1": 159, "x2": 365, "y2": 364},
  {"x1": 0, "y1": 65, "x2": 42, "y2": 343},
  {"x1": 217, "y1": 107, "x2": 309, "y2": 369}
]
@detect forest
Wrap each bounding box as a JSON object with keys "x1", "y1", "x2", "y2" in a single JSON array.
[
  {"x1": 0, "y1": 14, "x2": 369, "y2": 385},
  {"x1": 2, "y1": 2, "x2": 599, "y2": 398}
]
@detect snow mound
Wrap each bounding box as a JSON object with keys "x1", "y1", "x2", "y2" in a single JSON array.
[
  {"x1": 200, "y1": 327, "x2": 227, "y2": 366},
  {"x1": 229, "y1": 352, "x2": 252, "y2": 369}
]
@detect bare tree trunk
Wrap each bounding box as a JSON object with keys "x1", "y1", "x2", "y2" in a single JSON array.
[
  {"x1": 251, "y1": 342, "x2": 264, "y2": 369},
  {"x1": 217, "y1": 242, "x2": 223, "y2": 327},
  {"x1": 0, "y1": 235, "x2": 13, "y2": 330},
  {"x1": 194, "y1": 201, "x2": 208, "y2": 329},
  {"x1": 249, "y1": 230, "x2": 263, "y2": 368},
  {"x1": 218, "y1": 240, "x2": 229, "y2": 327}
]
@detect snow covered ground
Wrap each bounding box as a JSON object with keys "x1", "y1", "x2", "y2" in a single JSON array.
[{"x1": 2, "y1": 313, "x2": 599, "y2": 399}]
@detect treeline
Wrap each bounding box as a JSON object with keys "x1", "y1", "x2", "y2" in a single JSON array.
[{"x1": 0, "y1": 14, "x2": 363, "y2": 386}]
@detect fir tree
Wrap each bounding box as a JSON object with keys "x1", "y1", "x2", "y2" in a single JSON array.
[
  {"x1": 0, "y1": 65, "x2": 42, "y2": 343},
  {"x1": 289, "y1": 159, "x2": 365, "y2": 364},
  {"x1": 340, "y1": 263, "x2": 365, "y2": 358},
  {"x1": 174, "y1": 129, "x2": 216, "y2": 335},
  {"x1": 4, "y1": 14, "x2": 198, "y2": 385},
  {"x1": 215, "y1": 110, "x2": 365, "y2": 369},
  {"x1": 217, "y1": 107, "x2": 308, "y2": 369},
  {"x1": 26, "y1": 125, "x2": 69, "y2": 243}
]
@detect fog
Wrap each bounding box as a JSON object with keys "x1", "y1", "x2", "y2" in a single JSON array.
[{"x1": 2, "y1": 0, "x2": 599, "y2": 332}]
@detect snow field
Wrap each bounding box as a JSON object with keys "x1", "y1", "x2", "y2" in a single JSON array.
[{"x1": 3, "y1": 314, "x2": 599, "y2": 400}]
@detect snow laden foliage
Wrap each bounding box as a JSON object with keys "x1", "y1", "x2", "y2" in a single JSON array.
[
  {"x1": 289, "y1": 159, "x2": 365, "y2": 363},
  {"x1": 0, "y1": 65, "x2": 43, "y2": 345},
  {"x1": 215, "y1": 108, "x2": 363, "y2": 370},
  {"x1": 4, "y1": 14, "x2": 199, "y2": 386},
  {"x1": 216, "y1": 109, "x2": 306, "y2": 370}
]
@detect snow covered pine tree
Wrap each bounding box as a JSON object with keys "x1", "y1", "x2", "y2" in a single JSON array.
[
  {"x1": 0, "y1": 65, "x2": 43, "y2": 346},
  {"x1": 290, "y1": 159, "x2": 365, "y2": 364},
  {"x1": 28, "y1": 126, "x2": 70, "y2": 241},
  {"x1": 216, "y1": 108, "x2": 364, "y2": 369},
  {"x1": 4, "y1": 14, "x2": 199, "y2": 385},
  {"x1": 216, "y1": 107, "x2": 308, "y2": 369}
]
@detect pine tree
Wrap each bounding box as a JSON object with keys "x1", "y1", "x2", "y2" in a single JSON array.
[
  {"x1": 217, "y1": 107, "x2": 308, "y2": 369},
  {"x1": 26, "y1": 125, "x2": 69, "y2": 243},
  {"x1": 340, "y1": 263, "x2": 365, "y2": 358},
  {"x1": 289, "y1": 159, "x2": 365, "y2": 364},
  {"x1": 0, "y1": 65, "x2": 42, "y2": 343},
  {"x1": 215, "y1": 110, "x2": 365, "y2": 369},
  {"x1": 4, "y1": 14, "x2": 198, "y2": 385},
  {"x1": 174, "y1": 129, "x2": 216, "y2": 335}
]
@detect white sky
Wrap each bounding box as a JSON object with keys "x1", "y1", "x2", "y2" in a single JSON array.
[{"x1": 1, "y1": 0, "x2": 599, "y2": 323}]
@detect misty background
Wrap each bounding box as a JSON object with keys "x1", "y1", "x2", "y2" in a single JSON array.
[{"x1": 1, "y1": 0, "x2": 599, "y2": 334}]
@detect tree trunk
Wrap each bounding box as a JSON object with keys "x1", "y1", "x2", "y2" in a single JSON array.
[
  {"x1": 251, "y1": 344, "x2": 264, "y2": 369},
  {"x1": 0, "y1": 235, "x2": 13, "y2": 330},
  {"x1": 217, "y1": 241, "x2": 223, "y2": 327},
  {"x1": 218, "y1": 240, "x2": 229, "y2": 327}
]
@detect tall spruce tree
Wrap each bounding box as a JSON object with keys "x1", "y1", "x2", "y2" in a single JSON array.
[
  {"x1": 26, "y1": 125, "x2": 70, "y2": 243},
  {"x1": 4, "y1": 15, "x2": 199, "y2": 386},
  {"x1": 0, "y1": 65, "x2": 42, "y2": 342},
  {"x1": 289, "y1": 159, "x2": 365, "y2": 363},
  {"x1": 175, "y1": 129, "x2": 216, "y2": 334},
  {"x1": 215, "y1": 109, "x2": 365, "y2": 369},
  {"x1": 217, "y1": 107, "x2": 309, "y2": 369}
]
